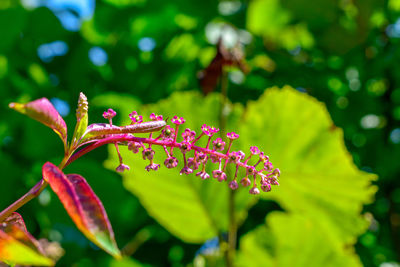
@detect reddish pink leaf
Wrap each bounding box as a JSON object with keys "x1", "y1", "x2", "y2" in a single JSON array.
[
  {"x1": 198, "y1": 39, "x2": 249, "y2": 95},
  {"x1": 42, "y1": 162, "x2": 121, "y2": 258},
  {"x1": 9, "y1": 98, "x2": 67, "y2": 145},
  {"x1": 1, "y1": 212, "x2": 41, "y2": 253},
  {"x1": 0, "y1": 213, "x2": 54, "y2": 266}
]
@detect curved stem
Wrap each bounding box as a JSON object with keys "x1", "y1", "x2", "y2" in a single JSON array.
[
  {"x1": 0, "y1": 179, "x2": 48, "y2": 222},
  {"x1": 64, "y1": 134, "x2": 250, "y2": 170},
  {"x1": 0, "y1": 155, "x2": 70, "y2": 222}
]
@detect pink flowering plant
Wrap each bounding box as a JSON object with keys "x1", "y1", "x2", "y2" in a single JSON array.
[{"x1": 0, "y1": 92, "x2": 279, "y2": 265}]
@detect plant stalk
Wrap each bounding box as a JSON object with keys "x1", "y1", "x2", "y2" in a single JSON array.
[
  {"x1": 0, "y1": 179, "x2": 48, "y2": 222},
  {"x1": 219, "y1": 69, "x2": 236, "y2": 267},
  {"x1": 0, "y1": 155, "x2": 71, "y2": 222}
]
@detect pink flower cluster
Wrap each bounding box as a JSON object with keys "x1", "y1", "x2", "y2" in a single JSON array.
[{"x1": 104, "y1": 110, "x2": 280, "y2": 195}]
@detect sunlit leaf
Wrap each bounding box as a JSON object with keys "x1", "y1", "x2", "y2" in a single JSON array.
[
  {"x1": 239, "y1": 86, "x2": 377, "y2": 245},
  {"x1": 237, "y1": 212, "x2": 361, "y2": 266},
  {"x1": 105, "y1": 92, "x2": 255, "y2": 243},
  {"x1": 9, "y1": 98, "x2": 67, "y2": 147},
  {"x1": 0, "y1": 213, "x2": 54, "y2": 266},
  {"x1": 42, "y1": 162, "x2": 121, "y2": 258},
  {"x1": 247, "y1": 0, "x2": 314, "y2": 50}
]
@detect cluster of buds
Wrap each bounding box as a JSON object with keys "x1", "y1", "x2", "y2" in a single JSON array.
[{"x1": 103, "y1": 109, "x2": 280, "y2": 195}]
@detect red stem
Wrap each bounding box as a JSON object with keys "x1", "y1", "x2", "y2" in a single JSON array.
[
  {"x1": 0, "y1": 179, "x2": 48, "y2": 222},
  {"x1": 64, "y1": 134, "x2": 249, "y2": 170}
]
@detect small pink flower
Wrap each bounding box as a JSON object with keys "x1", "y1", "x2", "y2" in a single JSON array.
[
  {"x1": 272, "y1": 168, "x2": 281, "y2": 177},
  {"x1": 182, "y1": 128, "x2": 196, "y2": 142},
  {"x1": 210, "y1": 154, "x2": 220, "y2": 163},
  {"x1": 129, "y1": 111, "x2": 143, "y2": 124},
  {"x1": 164, "y1": 157, "x2": 178, "y2": 168},
  {"x1": 195, "y1": 152, "x2": 207, "y2": 164},
  {"x1": 228, "y1": 151, "x2": 240, "y2": 163},
  {"x1": 196, "y1": 171, "x2": 210, "y2": 180},
  {"x1": 259, "y1": 152, "x2": 269, "y2": 162},
  {"x1": 180, "y1": 141, "x2": 192, "y2": 154},
  {"x1": 145, "y1": 163, "x2": 160, "y2": 172},
  {"x1": 161, "y1": 125, "x2": 175, "y2": 141},
  {"x1": 249, "y1": 186, "x2": 260, "y2": 195},
  {"x1": 180, "y1": 166, "x2": 193, "y2": 175},
  {"x1": 264, "y1": 161, "x2": 273, "y2": 171},
  {"x1": 246, "y1": 166, "x2": 256, "y2": 176},
  {"x1": 212, "y1": 138, "x2": 225, "y2": 151},
  {"x1": 188, "y1": 157, "x2": 200, "y2": 170},
  {"x1": 250, "y1": 146, "x2": 260, "y2": 155},
  {"x1": 128, "y1": 142, "x2": 141, "y2": 154},
  {"x1": 142, "y1": 148, "x2": 155, "y2": 160},
  {"x1": 240, "y1": 177, "x2": 251, "y2": 187},
  {"x1": 116, "y1": 163, "x2": 130, "y2": 173},
  {"x1": 261, "y1": 183, "x2": 271, "y2": 192},
  {"x1": 237, "y1": 151, "x2": 246, "y2": 161},
  {"x1": 229, "y1": 180, "x2": 239, "y2": 190},
  {"x1": 212, "y1": 170, "x2": 227, "y2": 182},
  {"x1": 150, "y1": 113, "x2": 163, "y2": 121},
  {"x1": 103, "y1": 108, "x2": 116, "y2": 120},
  {"x1": 201, "y1": 124, "x2": 219, "y2": 136},
  {"x1": 268, "y1": 175, "x2": 279, "y2": 185},
  {"x1": 227, "y1": 132, "x2": 239, "y2": 140},
  {"x1": 171, "y1": 115, "x2": 185, "y2": 125}
]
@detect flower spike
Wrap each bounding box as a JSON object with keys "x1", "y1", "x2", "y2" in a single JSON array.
[{"x1": 95, "y1": 109, "x2": 279, "y2": 195}]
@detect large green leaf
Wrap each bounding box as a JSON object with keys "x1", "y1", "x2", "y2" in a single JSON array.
[
  {"x1": 237, "y1": 212, "x2": 362, "y2": 267},
  {"x1": 105, "y1": 92, "x2": 255, "y2": 243},
  {"x1": 247, "y1": 0, "x2": 314, "y2": 50},
  {"x1": 239, "y1": 86, "x2": 377, "y2": 245}
]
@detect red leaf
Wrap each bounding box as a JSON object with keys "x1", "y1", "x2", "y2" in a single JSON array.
[
  {"x1": 198, "y1": 39, "x2": 249, "y2": 95},
  {"x1": 9, "y1": 98, "x2": 67, "y2": 145},
  {"x1": 1, "y1": 212, "x2": 41, "y2": 253},
  {"x1": 0, "y1": 213, "x2": 54, "y2": 266},
  {"x1": 42, "y1": 162, "x2": 121, "y2": 258}
]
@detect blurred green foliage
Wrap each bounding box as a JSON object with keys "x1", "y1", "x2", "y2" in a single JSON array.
[{"x1": 0, "y1": 0, "x2": 399, "y2": 266}]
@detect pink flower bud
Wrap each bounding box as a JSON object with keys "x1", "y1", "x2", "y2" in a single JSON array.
[
  {"x1": 196, "y1": 171, "x2": 210, "y2": 180},
  {"x1": 229, "y1": 180, "x2": 239, "y2": 190},
  {"x1": 103, "y1": 108, "x2": 116, "y2": 120},
  {"x1": 116, "y1": 163, "x2": 130, "y2": 173},
  {"x1": 164, "y1": 157, "x2": 178, "y2": 168}
]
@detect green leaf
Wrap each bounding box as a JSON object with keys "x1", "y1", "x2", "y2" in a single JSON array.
[
  {"x1": 0, "y1": 213, "x2": 54, "y2": 266},
  {"x1": 42, "y1": 162, "x2": 121, "y2": 258},
  {"x1": 9, "y1": 98, "x2": 68, "y2": 147},
  {"x1": 0, "y1": 8, "x2": 26, "y2": 53},
  {"x1": 105, "y1": 92, "x2": 255, "y2": 243},
  {"x1": 237, "y1": 212, "x2": 362, "y2": 267},
  {"x1": 102, "y1": 0, "x2": 146, "y2": 7},
  {"x1": 239, "y1": 86, "x2": 377, "y2": 245},
  {"x1": 247, "y1": 0, "x2": 314, "y2": 49}
]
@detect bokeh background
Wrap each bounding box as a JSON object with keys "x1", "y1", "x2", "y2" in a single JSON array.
[{"x1": 0, "y1": 0, "x2": 399, "y2": 266}]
